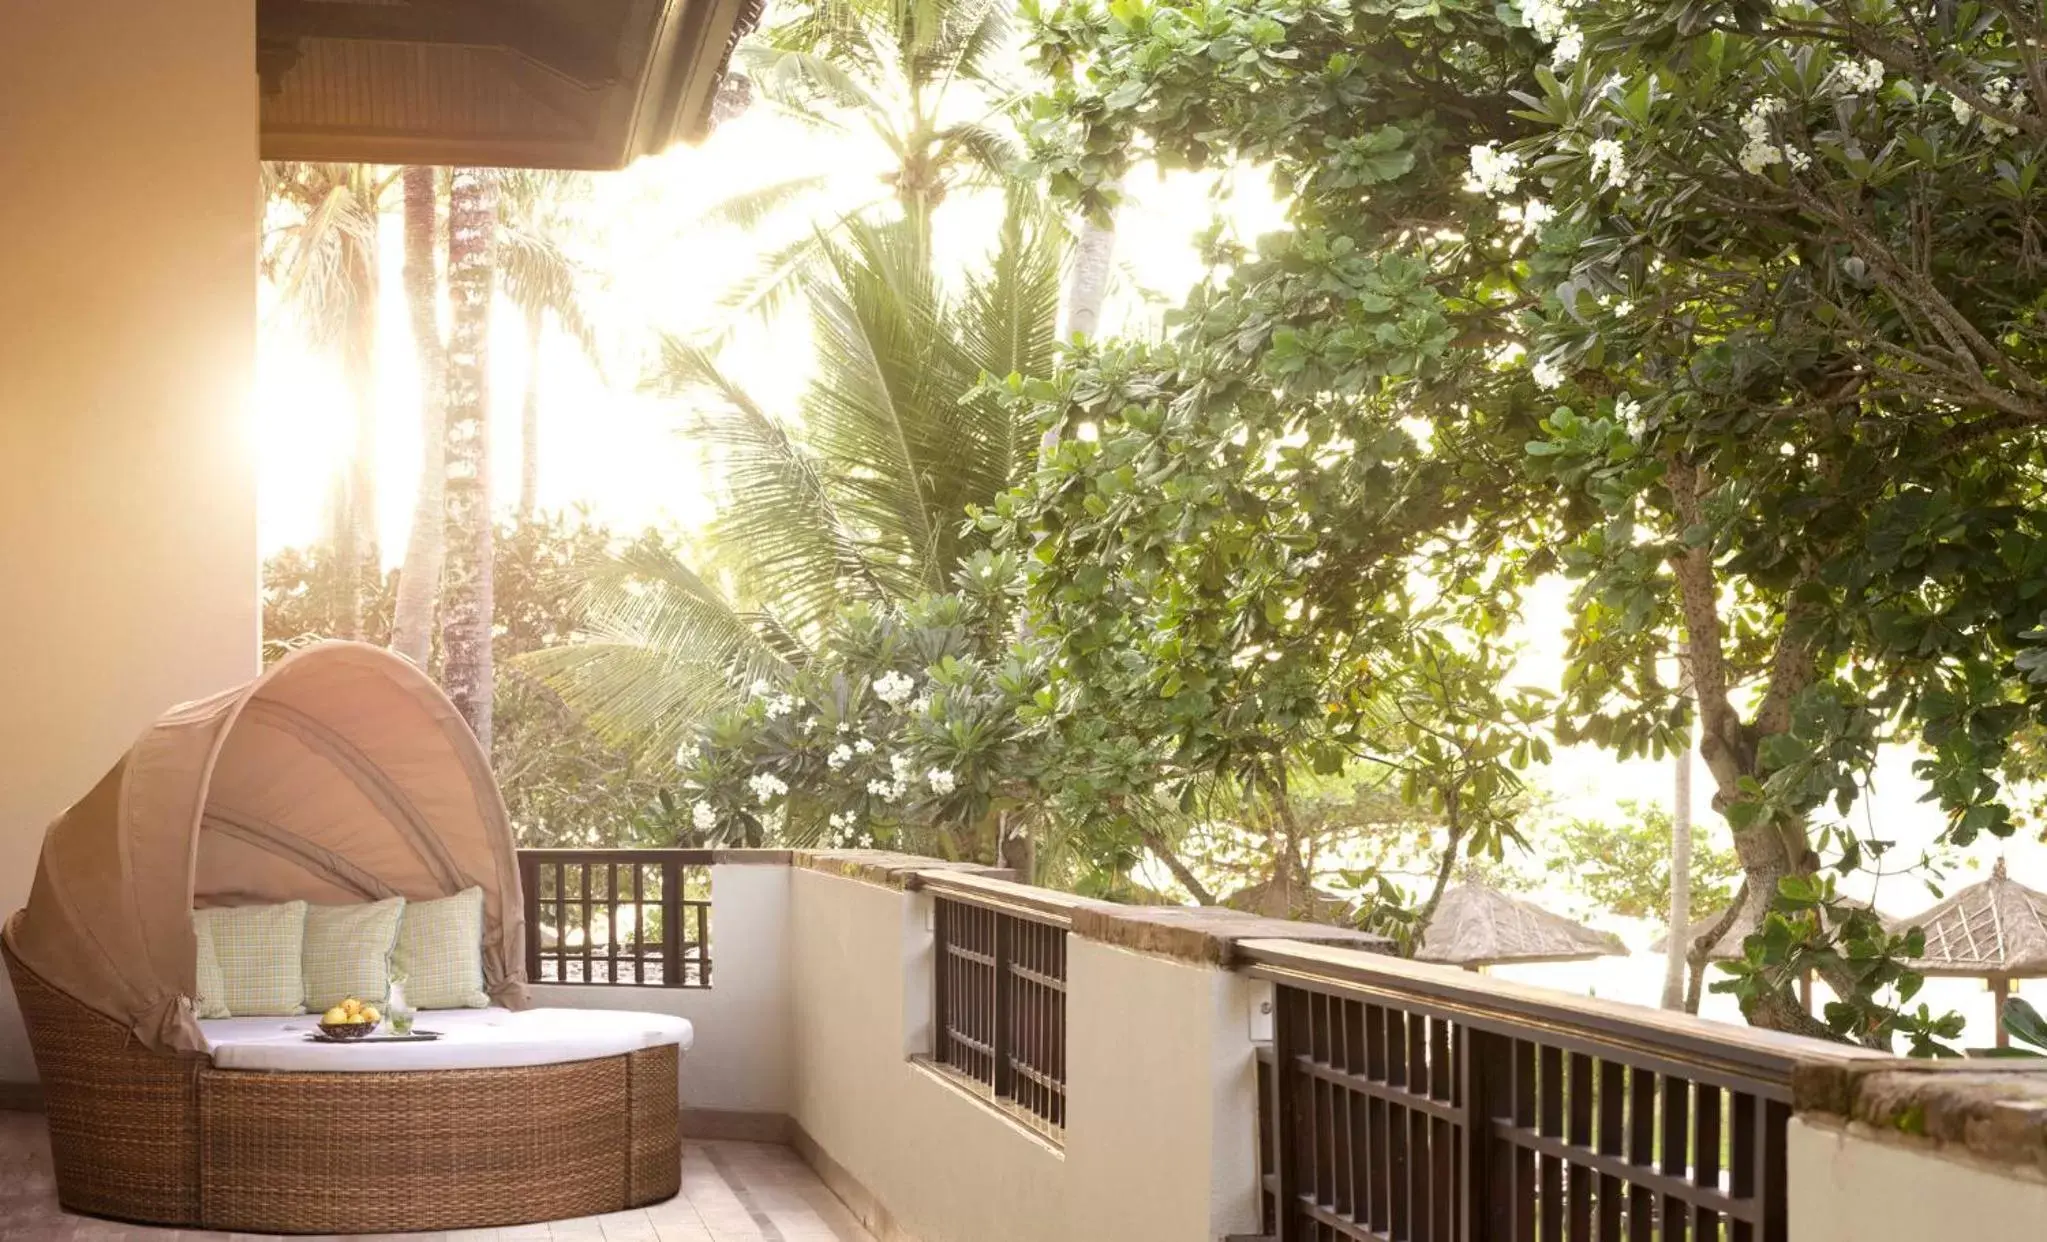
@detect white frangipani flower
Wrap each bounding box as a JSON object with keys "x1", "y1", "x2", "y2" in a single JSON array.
[
  {"x1": 746, "y1": 772, "x2": 789, "y2": 804},
  {"x1": 827, "y1": 744, "x2": 855, "y2": 770},
  {"x1": 866, "y1": 778, "x2": 900, "y2": 801},
  {"x1": 1465, "y1": 142, "x2": 1523, "y2": 196},
  {"x1": 1520, "y1": 0, "x2": 1575, "y2": 42},
  {"x1": 1550, "y1": 28, "x2": 1583, "y2": 67},
  {"x1": 1587, "y1": 138, "x2": 1630, "y2": 191},
  {"x1": 1500, "y1": 197, "x2": 1554, "y2": 242},
  {"x1": 854, "y1": 738, "x2": 876, "y2": 755},
  {"x1": 1531, "y1": 357, "x2": 1568, "y2": 391},
  {"x1": 1836, "y1": 57, "x2": 1885, "y2": 94},
  {"x1": 1956, "y1": 79, "x2": 2026, "y2": 140},
  {"x1": 827, "y1": 810, "x2": 859, "y2": 846},
  {"x1": 1614, "y1": 396, "x2": 1642, "y2": 426},
  {"x1": 927, "y1": 768, "x2": 958, "y2": 795},
  {"x1": 691, "y1": 802, "x2": 717, "y2": 832},
  {"x1": 764, "y1": 693, "x2": 796, "y2": 720},
  {"x1": 871, "y1": 670, "x2": 916, "y2": 706},
  {"x1": 1737, "y1": 97, "x2": 1810, "y2": 174},
  {"x1": 749, "y1": 678, "x2": 773, "y2": 699}
]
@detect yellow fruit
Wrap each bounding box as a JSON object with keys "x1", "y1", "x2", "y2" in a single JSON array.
[
  {"x1": 322, "y1": 1006, "x2": 349, "y2": 1025},
  {"x1": 342, "y1": 998, "x2": 362, "y2": 1013},
  {"x1": 361, "y1": 1006, "x2": 381, "y2": 1024}
]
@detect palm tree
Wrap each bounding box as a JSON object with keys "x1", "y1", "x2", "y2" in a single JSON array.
[
  {"x1": 442, "y1": 167, "x2": 498, "y2": 746},
  {"x1": 495, "y1": 169, "x2": 606, "y2": 522},
  {"x1": 706, "y1": 0, "x2": 1025, "y2": 326},
  {"x1": 263, "y1": 162, "x2": 396, "y2": 638},
  {"x1": 391, "y1": 165, "x2": 445, "y2": 669},
  {"x1": 529, "y1": 193, "x2": 1063, "y2": 758}
]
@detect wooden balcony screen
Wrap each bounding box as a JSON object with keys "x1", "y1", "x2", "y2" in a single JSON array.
[
  {"x1": 1242, "y1": 945, "x2": 1856, "y2": 1242},
  {"x1": 932, "y1": 893, "x2": 1068, "y2": 1137},
  {"x1": 518, "y1": 849, "x2": 711, "y2": 988}
]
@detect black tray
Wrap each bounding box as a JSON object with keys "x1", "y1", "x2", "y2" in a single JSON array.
[{"x1": 304, "y1": 1029, "x2": 443, "y2": 1044}]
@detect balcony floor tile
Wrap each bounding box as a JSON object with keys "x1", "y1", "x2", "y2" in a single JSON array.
[{"x1": 0, "y1": 1116, "x2": 873, "y2": 1242}]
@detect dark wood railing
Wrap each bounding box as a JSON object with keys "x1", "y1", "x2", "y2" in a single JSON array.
[
  {"x1": 931, "y1": 887, "x2": 1070, "y2": 1137},
  {"x1": 517, "y1": 849, "x2": 712, "y2": 988},
  {"x1": 1242, "y1": 941, "x2": 1885, "y2": 1242}
]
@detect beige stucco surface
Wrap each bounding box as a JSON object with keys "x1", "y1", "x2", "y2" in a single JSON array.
[
  {"x1": 1788, "y1": 1115, "x2": 2047, "y2": 1242},
  {"x1": 532, "y1": 862, "x2": 793, "y2": 1113},
  {"x1": 786, "y1": 866, "x2": 1262, "y2": 1242},
  {"x1": 0, "y1": 0, "x2": 260, "y2": 1083}
]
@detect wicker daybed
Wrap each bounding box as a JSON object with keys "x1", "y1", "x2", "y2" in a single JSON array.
[{"x1": 1, "y1": 642, "x2": 682, "y2": 1233}]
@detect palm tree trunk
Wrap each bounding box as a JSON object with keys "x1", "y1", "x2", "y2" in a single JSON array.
[
  {"x1": 518, "y1": 303, "x2": 543, "y2": 523},
  {"x1": 1663, "y1": 678, "x2": 1695, "y2": 1011},
  {"x1": 442, "y1": 167, "x2": 497, "y2": 748},
  {"x1": 392, "y1": 166, "x2": 446, "y2": 669},
  {"x1": 333, "y1": 230, "x2": 379, "y2": 640}
]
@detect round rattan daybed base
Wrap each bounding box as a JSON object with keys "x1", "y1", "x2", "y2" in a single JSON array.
[{"x1": 4, "y1": 938, "x2": 681, "y2": 1234}]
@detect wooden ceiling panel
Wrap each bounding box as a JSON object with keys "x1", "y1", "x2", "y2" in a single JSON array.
[{"x1": 258, "y1": 0, "x2": 761, "y2": 169}]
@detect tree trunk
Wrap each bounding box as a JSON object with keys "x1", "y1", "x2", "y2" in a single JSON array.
[
  {"x1": 1061, "y1": 211, "x2": 1116, "y2": 341},
  {"x1": 1040, "y1": 206, "x2": 1120, "y2": 461},
  {"x1": 1663, "y1": 665, "x2": 1694, "y2": 1011},
  {"x1": 1414, "y1": 811, "x2": 1469, "y2": 944},
  {"x1": 517, "y1": 303, "x2": 543, "y2": 523},
  {"x1": 392, "y1": 166, "x2": 446, "y2": 669},
  {"x1": 1665, "y1": 456, "x2": 1835, "y2": 1039},
  {"x1": 441, "y1": 167, "x2": 497, "y2": 749}
]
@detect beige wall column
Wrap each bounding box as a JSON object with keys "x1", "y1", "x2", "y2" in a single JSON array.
[
  {"x1": 0, "y1": 0, "x2": 259, "y2": 1085},
  {"x1": 1788, "y1": 1117, "x2": 2047, "y2": 1242}
]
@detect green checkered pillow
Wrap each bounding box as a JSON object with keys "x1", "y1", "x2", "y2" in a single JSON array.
[
  {"x1": 192, "y1": 901, "x2": 308, "y2": 1016},
  {"x1": 393, "y1": 887, "x2": 490, "y2": 1009},
  {"x1": 191, "y1": 916, "x2": 232, "y2": 1019},
  {"x1": 302, "y1": 897, "x2": 406, "y2": 1011}
]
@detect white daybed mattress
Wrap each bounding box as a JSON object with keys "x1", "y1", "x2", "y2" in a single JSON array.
[{"x1": 201, "y1": 1007, "x2": 694, "y2": 1073}]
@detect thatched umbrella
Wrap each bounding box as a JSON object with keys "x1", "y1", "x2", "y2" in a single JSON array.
[
  {"x1": 1892, "y1": 858, "x2": 2047, "y2": 1048},
  {"x1": 1652, "y1": 895, "x2": 1874, "y2": 1009},
  {"x1": 1222, "y1": 876, "x2": 1353, "y2": 924},
  {"x1": 1416, "y1": 881, "x2": 1626, "y2": 970}
]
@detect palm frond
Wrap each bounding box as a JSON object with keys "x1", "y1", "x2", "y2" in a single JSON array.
[
  {"x1": 521, "y1": 537, "x2": 812, "y2": 752},
  {"x1": 655, "y1": 334, "x2": 894, "y2": 630},
  {"x1": 961, "y1": 189, "x2": 1065, "y2": 482},
  {"x1": 263, "y1": 164, "x2": 381, "y2": 345},
  {"x1": 933, "y1": 120, "x2": 1022, "y2": 182},
  {"x1": 497, "y1": 225, "x2": 603, "y2": 368},
  {"x1": 740, "y1": 44, "x2": 893, "y2": 118},
  {"x1": 698, "y1": 174, "x2": 837, "y2": 231}
]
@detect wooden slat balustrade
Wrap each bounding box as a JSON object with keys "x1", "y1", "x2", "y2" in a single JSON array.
[
  {"x1": 1242, "y1": 939, "x2": 1887, "y2": 1242},
  {"x1": 518, "y1": 849, "x2": 712, "y2": 989},
  {"x1": 931, "y1": 886, "x2": 1070, "y2": 1139}
]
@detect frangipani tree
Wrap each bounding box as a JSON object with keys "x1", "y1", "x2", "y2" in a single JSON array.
[
  {"x1": 675, "y1": 559, "x2": 1052, "y2": 860},
  {"x1": 1022, "y1": 0, "x2": 2046, "y2": 1047}
]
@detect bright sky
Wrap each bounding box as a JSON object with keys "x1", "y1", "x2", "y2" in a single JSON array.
[{"x1": 255, "y1": 93, "x2": 2046, "y2": 1044}]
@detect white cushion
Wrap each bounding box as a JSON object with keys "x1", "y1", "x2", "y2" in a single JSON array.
[{"x1": 200, "y1": 1007, "x2": 693, "y2": 1073}]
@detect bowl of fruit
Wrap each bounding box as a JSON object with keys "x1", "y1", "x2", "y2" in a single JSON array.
[{"x1": 317, "y1": 997, "x2": 382, "y2": 1040}]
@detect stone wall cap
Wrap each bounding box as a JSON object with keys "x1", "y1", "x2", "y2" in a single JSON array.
[
  {"x1": 1075, "y1": 905, "x2": 1392, "y2": 967},
  {"x1": 1793, "y1": 1059, "x2": 2047, "y2": 1179},
  {"x1": 792, "y1": 849, "x2": 1012, "y2": 889}
]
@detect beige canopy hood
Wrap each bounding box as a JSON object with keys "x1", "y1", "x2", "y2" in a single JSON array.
[{"x1": 4, "y1": 642, "x2": 527, "y2": 1055}]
